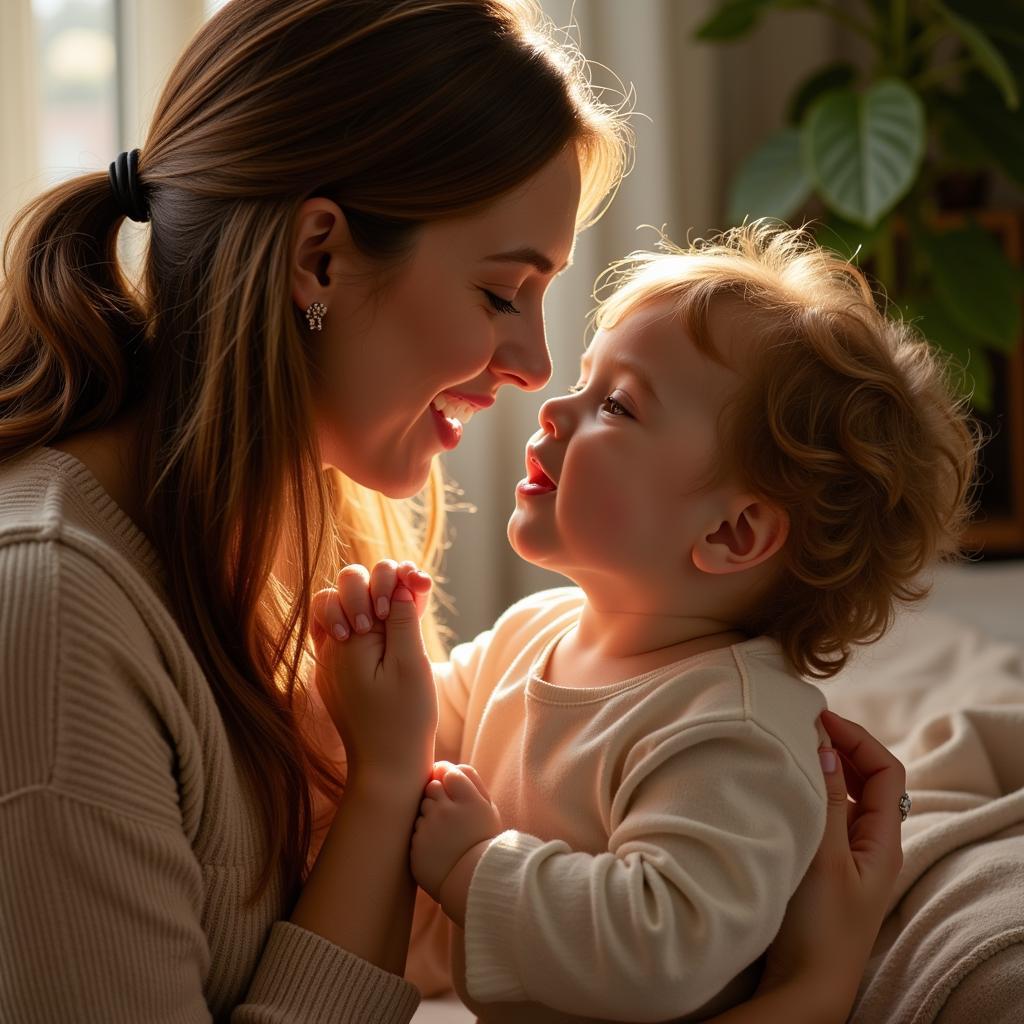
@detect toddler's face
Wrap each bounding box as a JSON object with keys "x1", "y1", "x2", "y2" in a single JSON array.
[{"x1": 508, "y1": 298, "x2": 743, "y2": 593}]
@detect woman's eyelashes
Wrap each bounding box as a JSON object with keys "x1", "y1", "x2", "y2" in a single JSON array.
[{"x1": 481, "y1": 289, "x2": 520, "y2": 315}]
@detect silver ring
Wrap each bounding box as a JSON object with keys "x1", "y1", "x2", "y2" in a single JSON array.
[{"x1": 898, "y1": 791, "x2": 912, "y2": 823}]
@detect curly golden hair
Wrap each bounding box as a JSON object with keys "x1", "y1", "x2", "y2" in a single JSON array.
[{"x1": 595, "y1": 221, "x2": 981, "y2": 678}]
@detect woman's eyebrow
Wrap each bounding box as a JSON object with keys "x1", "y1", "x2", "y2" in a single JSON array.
[{"x1": 483, "y1": 247, "x2": 571, "y2": 275}]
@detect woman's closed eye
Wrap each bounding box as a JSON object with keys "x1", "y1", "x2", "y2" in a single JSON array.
[{"x1": 481, "y1": 289, "x2": 520, "y2": 315}]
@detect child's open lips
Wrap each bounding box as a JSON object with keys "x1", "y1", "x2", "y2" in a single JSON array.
[{"x1": 517, "y1": 446, "x2": 557, "y2": 496}]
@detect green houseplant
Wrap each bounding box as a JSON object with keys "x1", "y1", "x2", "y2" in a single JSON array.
[{"x1": 694, "y1": 0, "x2": 1024, "y2": 411}]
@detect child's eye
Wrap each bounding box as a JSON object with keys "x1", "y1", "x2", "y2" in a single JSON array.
[
  {"x1": 482, "y1": 289, "x2": 520, "y2": 315},
  {"x1": 600, "y1": 396, "x2": 631, "y2": 418}
]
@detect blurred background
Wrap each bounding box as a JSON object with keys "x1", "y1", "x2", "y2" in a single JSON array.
[{"x1": 1, "y1": 0, "x2": 1021, "y2": 645}]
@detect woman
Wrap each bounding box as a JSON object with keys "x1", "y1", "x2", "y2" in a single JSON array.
[{"x1": 0, "y1": 0, "x2": 903, "y2": 1020}]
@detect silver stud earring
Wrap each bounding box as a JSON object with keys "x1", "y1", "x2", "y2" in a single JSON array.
[{"x1": 305, "y1": 301, "x2": 327, "y2": 331}]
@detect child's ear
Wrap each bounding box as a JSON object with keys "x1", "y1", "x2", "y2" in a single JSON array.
[{"x1": 692, "y1": 496, "x2": 789, "y2": 575}]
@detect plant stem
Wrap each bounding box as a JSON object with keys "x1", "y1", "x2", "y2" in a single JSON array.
[
  {"x1": 873, "y1": 218, "x2": 896, "y2": 296},
  {"x1": 891, "y1": 0, "x2": 908, "y2": 75}
]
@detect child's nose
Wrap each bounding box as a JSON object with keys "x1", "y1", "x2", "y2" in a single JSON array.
[{"x1": 538, "y1": 393, "x2": 572, "y2": 438}]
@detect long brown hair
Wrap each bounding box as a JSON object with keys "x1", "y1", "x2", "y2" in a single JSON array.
[{"x1": 0, "y1": 0, "x2": 630, "y2": 905}]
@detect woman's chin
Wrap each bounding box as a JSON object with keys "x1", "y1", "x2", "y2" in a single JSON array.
[{"x1": 322, "y1": 450, "x2": 433, "y2": 499}]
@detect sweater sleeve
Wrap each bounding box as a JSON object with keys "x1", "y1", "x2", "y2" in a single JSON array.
[
  {"x1": 461, "y1": 718, "x2": 826, "y2": 1021},
  {"x1": 0, "y1": 539, "x2": 418, "y2": 1024}
]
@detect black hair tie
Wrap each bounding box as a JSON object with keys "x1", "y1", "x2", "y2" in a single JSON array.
[{"x1": 108, "y1": 149, "x2": 150, "y2": 223}]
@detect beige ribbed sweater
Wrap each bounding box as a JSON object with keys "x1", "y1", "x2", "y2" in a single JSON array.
[{"x1": 0, "y1": 445, "x2": 421, "y2": 1023}]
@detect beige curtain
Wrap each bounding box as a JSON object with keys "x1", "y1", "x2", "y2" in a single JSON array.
[{"x1": 441, "y1": 0, "x2": 847, "y2": 644}]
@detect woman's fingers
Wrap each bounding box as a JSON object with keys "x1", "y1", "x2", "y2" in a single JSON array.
[
  {"x1": 820, "y1": 708, "x2": 906, "y2": 876},
  {"x1": 310, "y1": 586, "x2": 349, "y2": 644},
  {"x1": 816, "y1": 739, "x2": 853, "y2": 853},
  {"x1": 821, "y1": 709, "x2": 906, "y2": 809},
  {"x1": 316, "y1": 561, "x2": 431, "y2": 641},
  {"x1": 336, "y1": 563, "x2": 374, "y2": 634},
  {"x1": 396, "y1": 560, "x2": 433, "y2": 619},
  {"x1": 369, "y1": 560, "x2": 399, "y2": 620}
]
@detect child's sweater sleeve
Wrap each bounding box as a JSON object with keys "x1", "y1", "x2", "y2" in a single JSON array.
[{"x1": 461, "y1": 717, "x2": 826, "y2": 1022}]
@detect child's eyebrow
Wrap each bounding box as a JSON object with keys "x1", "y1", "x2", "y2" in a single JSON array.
[{"x1": 578, "y1": 351, "x2": 663, "y2": 408}]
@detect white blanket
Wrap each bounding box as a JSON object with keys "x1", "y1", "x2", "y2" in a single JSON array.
[{"x1": 817, "y1": 593, "x2": 1024, "y2": 1024}]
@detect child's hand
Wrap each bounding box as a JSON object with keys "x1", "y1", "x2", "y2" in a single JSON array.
[
  {"x1": 308, "y1": 561, "x2": 435, "y2": 786},
  {"x1": 411, "y1": 762, "x2": 503, "y2": 904}
]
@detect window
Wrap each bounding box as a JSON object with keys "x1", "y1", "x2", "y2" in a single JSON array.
[{"x1": 32, "y1": 0, "x2": 119, "y2": 188}]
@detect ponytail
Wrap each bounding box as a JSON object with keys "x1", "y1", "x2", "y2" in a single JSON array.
[{"x1": 0, "y1": 173, "x2": 149, "y2": 459}]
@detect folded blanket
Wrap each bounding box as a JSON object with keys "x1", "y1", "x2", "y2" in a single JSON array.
[{"x1": 816, "y1": 607, "x2": 1024, "y2": 1023}]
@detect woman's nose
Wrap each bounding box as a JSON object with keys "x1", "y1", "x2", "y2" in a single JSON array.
[{"x1": 491, "y1": 315, "x2": 552, "y2": 392}]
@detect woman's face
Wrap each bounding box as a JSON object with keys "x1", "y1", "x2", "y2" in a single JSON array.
[{"x1": 311, "y1": 148, "x2": 582, "y2": 498}]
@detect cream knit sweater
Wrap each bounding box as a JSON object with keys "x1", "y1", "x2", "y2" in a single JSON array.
[{"x1": 0, "y1": 445, "x2": 421, "y2": 1023}]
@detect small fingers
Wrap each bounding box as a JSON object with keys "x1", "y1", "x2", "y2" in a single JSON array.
[
  {"x1": 441, "y1": 766, "x2": 484, "y2": 803},
  {"x1": 456, "y1": 763, "x2": 491, "y2": 801}
]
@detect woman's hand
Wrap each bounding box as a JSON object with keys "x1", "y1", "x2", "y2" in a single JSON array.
[
  {"x1": 749, "y1": 708, "x2": 907, "y2": 1022},
  {"x1": 309, "y1": 560, "x2": 436, "y2": 786}
]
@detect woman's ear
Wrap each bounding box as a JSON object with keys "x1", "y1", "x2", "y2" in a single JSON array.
[
  {"x1": 290, "y1": 198, "x2": 354, "y2": 312},
  {"x1": 692, "y1": 496, "x2": 789, "y2": 575}
]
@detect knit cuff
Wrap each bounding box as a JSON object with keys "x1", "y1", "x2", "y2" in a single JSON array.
[
  {"x1": 240, "y1": 920, "x2": 421, "y2": 1023},
  {"x1": 463, "y1": 829, "x2": 550, "y2": 1005}
]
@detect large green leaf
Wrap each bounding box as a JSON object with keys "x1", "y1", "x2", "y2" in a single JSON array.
[
  {"x1": 727, "y1": 127, "x2": 813, "y2": 224},
  {"x1": 802, "y1": 79, "x2": 926, "y2": 228},
  {"x1": 899, "y1": 296, "x2": 994, "y2": 412},
  {"x1": 937, "y1": 2, "x2": 1020, "y2": 109},
  {"x1": 919, "y1": 224, "x2": 1023, "y2": 354}
]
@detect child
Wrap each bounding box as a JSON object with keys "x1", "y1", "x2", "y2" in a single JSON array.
[{"x1": 321, "y1": 222, "x2": 977, "y2": 1022}]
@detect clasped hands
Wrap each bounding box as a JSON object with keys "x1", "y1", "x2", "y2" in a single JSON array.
[{"x1": 310, "y1": 558, "x2": 503, "y2": 926}]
